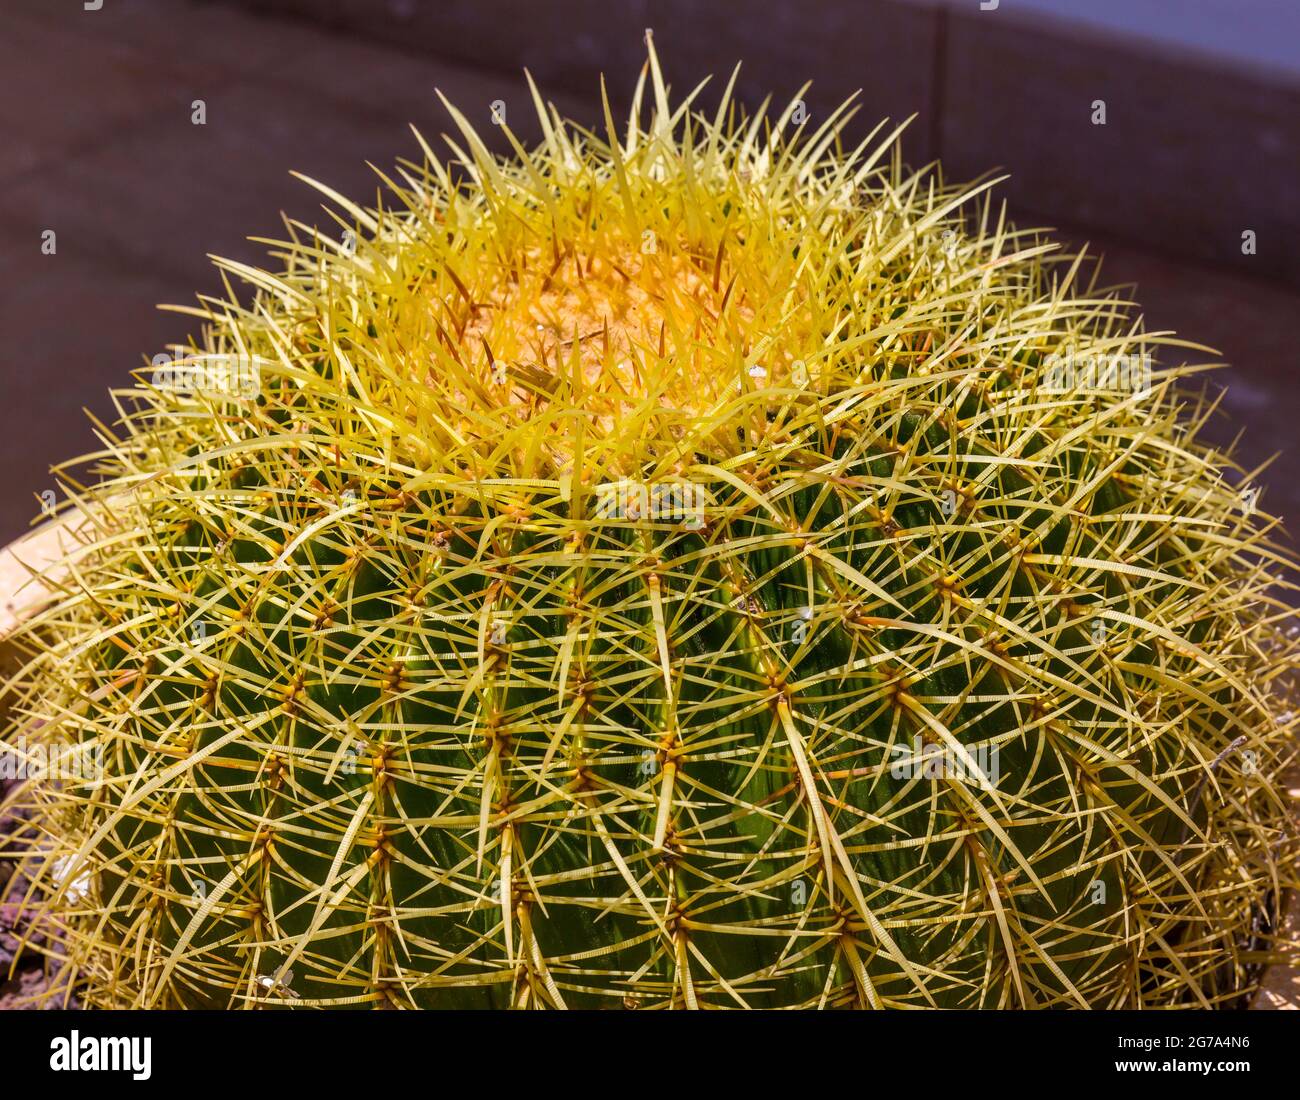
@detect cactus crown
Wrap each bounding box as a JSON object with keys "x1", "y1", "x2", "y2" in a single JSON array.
[{"x1": 2, "y1": 40, "x2": 1296, "y2": 1009}]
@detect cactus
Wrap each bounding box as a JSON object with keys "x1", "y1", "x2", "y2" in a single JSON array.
[{"x1": 2, "y1": 41, "x2": 1297, "y2": 1009}]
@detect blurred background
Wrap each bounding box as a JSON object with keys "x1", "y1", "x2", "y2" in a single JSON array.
[{"x1": 0, "y1": 0, "x2": 1297, "y2": 540}]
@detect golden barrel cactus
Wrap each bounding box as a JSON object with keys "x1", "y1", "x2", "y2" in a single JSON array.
[{"x1": 1, "y1": 41, "x2": 1296, "y2": 1009}]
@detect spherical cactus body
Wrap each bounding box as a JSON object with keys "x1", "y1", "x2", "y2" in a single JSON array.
[{"x1": 2, "y1": 42, "x2": 1296, "y2": 1009}]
